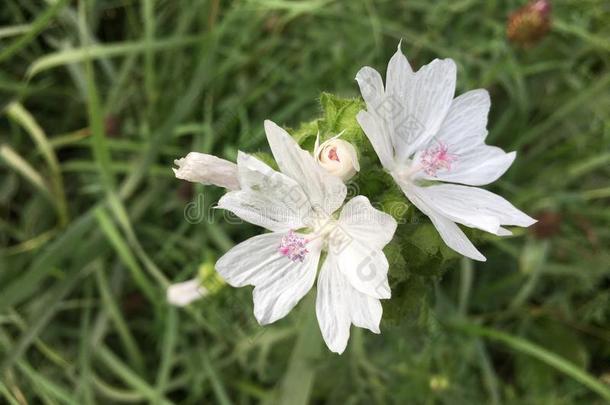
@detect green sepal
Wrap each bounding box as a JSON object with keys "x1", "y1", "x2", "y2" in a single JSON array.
[{"x1": 198, "y1": 261, "x2": 226, "y2": 295}]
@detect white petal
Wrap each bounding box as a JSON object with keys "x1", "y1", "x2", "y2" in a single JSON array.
[
  {"x1": 216, "y1": 232, "x2": 322, "y2": 325},
  {"x1": 416, "y1": 184, "x2": 537, "y2": 232},
  {"x1": 427, "y1": 210, "x2": 487, "y2": 261},
  {"x1": 385, "y1": 42, "x2": 413, "y2": 103},
  {"x1": 420, "y1": 146, "x2": 515, "y2": 186},
  {"x1": 356, "y1": 110, "x2": 395, "y2": 169},
  {"x1": 173, "y1": 152, "x2": 239, "y2": 190},
  {"x1": 217, "y1": 152, "x2": 311, "y2": 232},
  {"x1": 433, "y1": 89, "x2": 490, "y2": 154},
  {"x1": 329, "y1": 227, "x2": 391, "y2": 299},
  {"x1": 349, "y1": 294, "x2": 382, "y2": 333},
  {"x1": 355, "y1": 66, "x2": 385, "y2": 112},
  {"x1": 316, "y1": 254, "x2": 382, "y2": 354},
  {"x1": 355, "y1": 62, "x2": 397, "y2": 171},
  {"x1": 344, "y1": 141, "x2": 360, "y2": 172},
  {"x1": 497, "y1": 227, "x2": 513, "y2": 236},
  {"x1": 391, "y1": 58, "x2": 457, "y2": 161},
  {"x1": 398, "y1": 182, "x2": 486, "y2": 261},
  {"x1": 166, "y1": 279, "x2": 207, "y2": 307},
  {"x1": 338, "y1": 195, "x2": 397, "y2": 250},
  {"x1": 264, "y1": 120, "x2": 346, "y2": 216}
]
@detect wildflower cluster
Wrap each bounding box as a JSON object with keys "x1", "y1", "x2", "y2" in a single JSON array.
[{"x1": 168, "y1": 43, "x2": 535, "y2": 353}]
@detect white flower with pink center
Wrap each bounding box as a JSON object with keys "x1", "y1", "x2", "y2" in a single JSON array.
[
  {"x1": 419, "y1": 142, "x2": 456, "y2": 176},
  {"x1": 355, "y1": 43, "x2": 536, "y2": 261},
  {"x1": 214, "y1": 120, "x2": 397, "y2": 354}
]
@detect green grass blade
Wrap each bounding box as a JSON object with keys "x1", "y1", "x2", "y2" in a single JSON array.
[
  {"x1": 0, "y1": 24, "x2": 31, "y2": 40},
  {"x1": 0, "y1": 0, "x2": 69, "y2": 63},
  {"x1": 84, "y1": 50, "x2": 115, "y2": 191},
  {"x1": 94, "y1": 207, "x2": 156, "y2": 303},
  {"x1": 1, "y1": 263, "x2": 90, "y2": 373},
  {"x1": 202, "y1": 351, "x2": 232, "y2": 405},
  {"x1": 17, "y1": 361, "x2": 79, "y2": 405},
  {"x1": 96, "y1": 345, "x2": 172, "y2": 405},
  {"x1": 276, "y1": 293, "x2": 321, "y2": 405},
  {"x1": 0, "y1": 211, "x2": 95, "y2": 313},
  {"x1": 95, "y1": 267, "x2": 146, "y2": 374},
  {"x1": 0, "y1": 380, "x2": 21, "y2": 405},
  {"x1": 455, "y1": 323, "x2": 610, "y2": 402},
  {"x1": 6, "y1": 102, "x2": 69, "y2": 226},
  {"x1": 0, "y1": 143, "x2": 51, "y2": 199},
  {"x1": 92, "y1": 373, "x2": 147, "y2": 403},
  {"x1": 155, "y1": 307, "x2": 178, "y2": 401},
  {"x1": 27, "y1": 35, "x2": 202, "y2": 77}
]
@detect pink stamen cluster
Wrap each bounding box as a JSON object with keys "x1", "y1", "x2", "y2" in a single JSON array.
[
  {"x1": 279, "y1": 230, "x2": 309, "y2": 262},
  {"x1": 420, "y1": 142, "x2": 456, "y2": 176}
]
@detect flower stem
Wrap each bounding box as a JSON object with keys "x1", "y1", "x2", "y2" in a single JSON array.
[{"x1": 277, "y1": 292, "x2": 322, "y2": 405}]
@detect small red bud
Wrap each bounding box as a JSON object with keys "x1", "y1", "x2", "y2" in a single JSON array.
[{"x1": 507, "y1": 0, "x2": 552, "y2": 47}]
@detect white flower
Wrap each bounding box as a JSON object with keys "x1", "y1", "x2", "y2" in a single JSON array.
[
  {"x1": 173, "y1": 152, "x2": 239, "y2": 190},
  {"x1": 355, "y1": 44, "x2": 536, "y2": 261},
  {"x1": 215, "y1": 120, "x2": 397, "y2": 354},
  {"x1": 314, "y1": 133, "x2": 360, "y2": 181},
  {"x1": 166, "y1": 279, "x2": 207, "y2": 307}
]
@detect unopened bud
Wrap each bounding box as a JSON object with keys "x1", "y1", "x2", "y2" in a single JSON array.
[
  {"x1": 314, "y1": 134, "x2": 360, "y2": 181},
  {"x1": 507, "y1": 0, "x2": 552, "y2": 47},
  {"x1": 429, "y1": 375, "x2": 449, "y2": 392},
  {"x1": 166, "y1": 279, "x2": 207, "y2": 307},
  {"x1": 173, "y1": 152, "x2": 240, "y2": 190}
]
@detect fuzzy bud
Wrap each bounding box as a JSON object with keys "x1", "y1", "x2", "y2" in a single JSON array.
[
  {"x1": 507, "y1": 0, "x2": 552, "y2": 47},
  {"x1": 314, "y1": 134, "x2": 360, "y2": 181},
  {"x1": 173, "y1": 152, "x2": 240, "y2": 190}
]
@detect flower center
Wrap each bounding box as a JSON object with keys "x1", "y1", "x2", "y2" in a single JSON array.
[
  {"x1": 420, "y1": 142, "x2": 456, "y2": 176},
  {"x1": 278, "y1": 230, "x2": 309, "y2": 262},
  {"x1": 327, "y1": 146, "x2": 340, "y2": 162}
]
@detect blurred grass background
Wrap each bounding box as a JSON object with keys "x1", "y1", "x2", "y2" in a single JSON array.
[{"x1": 1, "y1": 0, "x2": 609, "y2": 403}]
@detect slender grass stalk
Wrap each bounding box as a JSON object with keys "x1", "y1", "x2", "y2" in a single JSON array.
[
  {"x1": 0, "y1": 0, "x2": 69, "y2": 63},
  {"x1": 454, "y1": 322, "x2": 610, "y2": 402},
  {"x1": 6, "y1": 102, "x2": 69, "y2": 226}
]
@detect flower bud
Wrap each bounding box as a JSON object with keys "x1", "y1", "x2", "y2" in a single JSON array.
[
  {"x1": 166, "y1": 279, "x2": 207, "y2": 307},
  {"x1": 314, "y1": 134, "x2": 360, "y2": 181},
  {"x1": 429, "y1": 375, "x2": 450, "y2": 392},
  {"x1": 173, "y1": 152, "x2": 240, "y2": 190},
  {"x1": 507, "y1": 0, "x2": 552, "y2": 47}
]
